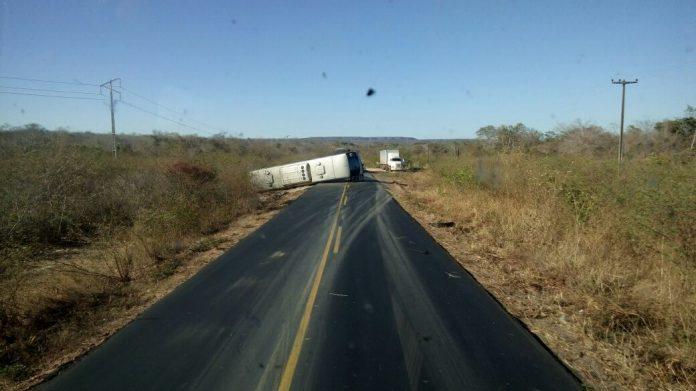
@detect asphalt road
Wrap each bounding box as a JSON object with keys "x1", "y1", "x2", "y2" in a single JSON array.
[{"x1": 39, "y1": 178, "x2": 582, "y2": 390}]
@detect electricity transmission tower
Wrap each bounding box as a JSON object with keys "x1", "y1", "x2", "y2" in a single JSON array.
[
  {"x1": 611, "y1": 78, "x2": 638, "y2": 164},
  {"x1": 100, "y1": 78, "x2": 121, "y2": 158}
]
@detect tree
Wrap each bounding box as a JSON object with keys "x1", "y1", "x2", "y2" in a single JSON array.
[
  {"x1": 686, "y1": 105, "x2": 696, "y2": 118},
  {"x1": 687, "y1": 105, "x2": 696, "y2": 150},
  {"x1": 475, "y1": 123, "x2": 540, "y2": 151},
  {"x1": 655, "y1": 106, "x2": 696, "y2": 138},
  {"x1": 555, "y1": 122, "x2": 616, "y2": 156}
]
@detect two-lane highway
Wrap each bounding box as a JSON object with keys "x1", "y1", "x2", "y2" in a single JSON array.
[{"x1": 40, "y1": 179, "x2": 581, "y2": 390}]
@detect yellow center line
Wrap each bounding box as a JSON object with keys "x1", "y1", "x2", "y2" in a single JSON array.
[
  {"x1": 333, "y1": 226, "x2": 342, "y2": 254},
  {"x1": 278, "y1": 183, "x2": 347, "y2": 391},
  {"x1": 343, "y1": 194, "x2": 348, "y2": 206}
]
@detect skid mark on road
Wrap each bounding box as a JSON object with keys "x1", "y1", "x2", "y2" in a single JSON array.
[{"x1": 376, "y1": 211, "x2": 477, "y2": 389}]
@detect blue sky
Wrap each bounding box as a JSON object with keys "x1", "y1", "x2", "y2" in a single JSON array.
[{"x1": 1, "y1": 0, "x2": 694, "y2": 139}]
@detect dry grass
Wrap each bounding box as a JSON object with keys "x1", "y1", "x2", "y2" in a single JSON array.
[
  {"x1": 0, "y1": 188, "x2": 305, "y2": 390},
  {"x1": 376, "y1": 152, "x2": 696, "y2": 390},
  {"x1": 0, "y1": 126, "x2": 322, "y2": 389}
]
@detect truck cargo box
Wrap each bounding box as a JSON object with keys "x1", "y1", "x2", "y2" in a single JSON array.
[{"x1": 379, "y1": 149, "x2": 404, "y2": 171}]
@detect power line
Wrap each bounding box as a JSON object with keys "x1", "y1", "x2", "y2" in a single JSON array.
[
  {"x1": 119, "y1": 85, "x2": 227, "y2": 133},
  {"x1": 0, "y1": 75, "x2": 100, "y2": 86},
  {"x1": 1, "y1": 75, "x2": 227, "y2": 134},
  {"x1": 0, "y1": 85, "x2": 102, "y2": 95},
  {"x1": 119, "y1": 86, "x2": 181, "y2": 115},
  {"x1": 0, "y1": 90, "x2": 105, "y2": 101},
  {"x1": 119, "y1": 100, "x2": 207, "y2": 133}
]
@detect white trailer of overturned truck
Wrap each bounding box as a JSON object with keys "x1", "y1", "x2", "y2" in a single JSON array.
[{"x1": 249, "y1": 151, "x2": 364, "y2": 190}]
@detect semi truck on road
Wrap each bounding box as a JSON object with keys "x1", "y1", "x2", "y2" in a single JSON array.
[
  {"x1": 379, "y1": 149, "x2": 404, "y2": 171},
  {"x1": 249, "y1": 151, "x2": 363, "y2": 190}
]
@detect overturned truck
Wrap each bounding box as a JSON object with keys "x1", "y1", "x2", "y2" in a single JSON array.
[{"x1": 249, "y1": 151, "x2": 364, "y2": 190}]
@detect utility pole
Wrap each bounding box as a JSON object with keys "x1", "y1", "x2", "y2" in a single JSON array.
[
  {"x1": 611, "y1": 78, "x2": 638, "y2": 164},
  {"x1": 100, "y1": 78, "x2": 121, "y2": 158},
  {"x1": 426, "y1": 143, "x2": 430, "y2": 167}
]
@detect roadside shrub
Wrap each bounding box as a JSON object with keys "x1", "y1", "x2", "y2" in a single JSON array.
[
  {"x1": 444, "y1": 167, "x2": 475, "y2": 188},
  {"x1": 168, "y1": 161, "x2": 216, "y2": 183},
  {"x1": 429, "y1": 152, "x2": 696, "y2": 388},
  {"x1": 0, "y1": 127, "x2": 303, "y2": 385},
  {"x1": 555, "y1": 122, "x2": 617, "y2": 156}
]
